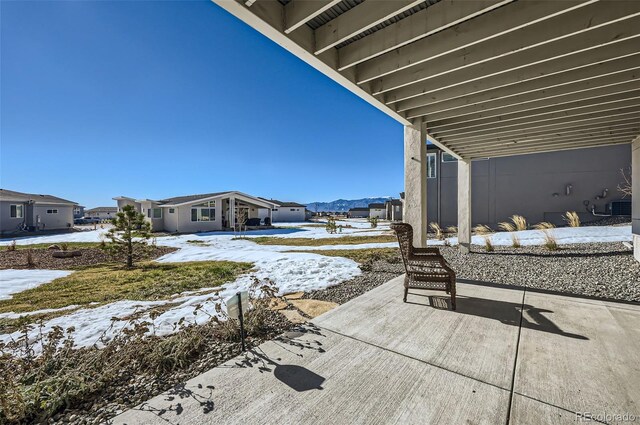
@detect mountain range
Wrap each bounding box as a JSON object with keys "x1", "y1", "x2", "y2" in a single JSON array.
[{"x1": 306, "y1": 197, "x2": 394, "y2": 212}]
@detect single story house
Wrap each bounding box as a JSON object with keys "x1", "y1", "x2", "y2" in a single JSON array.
[
  {"x1": 425, "y1": 144, "x2": 631, "y2": 228},
  {"x1": 0, "y1": 189, "x2": 77, "y2": 235},
  {"x1": 347, "y1": 207, "x2": 370, "y2": 218},
  {"x1": 368, "y1": 203, "x2": 387, "y2": 220},
  {"x1": 113, "y1": 191, "x2": 278, "y2": 233},
  {"x1": 85, "y1": 207, "x2": 118, "y2": 219},
  {"x1": 259, "y1": 199, "x2": 307, "y2": 222},
  {"x1": 385, "y1": 199, "x2": 403, "y2": 221}
]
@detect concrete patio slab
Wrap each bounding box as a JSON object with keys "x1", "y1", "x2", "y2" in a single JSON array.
[
  {"x1": 514, "y1": 291, "x2": 640, "y2": 422},
  {"x1": 114, "y1": 276, "x2": 640, "y2": 424},
  {"x1": 313, "y1": 276, "x2": 524, "y2": 389},
  {"x1": 113, "y1": 326, "x2": 510, "y2": 425}
]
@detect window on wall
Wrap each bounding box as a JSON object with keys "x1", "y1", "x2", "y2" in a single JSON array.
[
  {"x1": 193, "y1": 201, "x2": 216, "y2": 207},
  {"x1": 46, "y1": 209, "x2": 58, "y2": 214},
  {"x1": 168, "y1": 208, "x2": 175, "y2": 214},
  {"x1": 10, "y1": 204, "x2": 24, "y2": 218},
  {"x1": 191, "y1": 208, "x2": 215, "y2": 222},
  {"x1": 427, "y1": 153, "x2": 437, "y2": 178},
  {"x1": 442, "y1": 152, "x2": 458, "y2": 162},
  {"x1": 152, "y1": 208, "x2": 162, "y2": 219}
]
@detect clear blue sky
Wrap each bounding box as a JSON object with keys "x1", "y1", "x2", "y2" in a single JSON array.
[{"x1": 1, "y1": 0, "x2": 403, "y2": 208}]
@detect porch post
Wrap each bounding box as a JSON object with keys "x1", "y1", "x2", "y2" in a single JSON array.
[
  {"x1": 632, "y1": 136, "x2": 639, "y2": 262},
  {"x1": 403, "y1": 121, "x2": 427, "y2": 247},
  {"x1": 458, "y1": 159, "x2": 472, "y2": 254},
  {"x1": 229, "y1": 196, "x2": 236, "y2": 230}
]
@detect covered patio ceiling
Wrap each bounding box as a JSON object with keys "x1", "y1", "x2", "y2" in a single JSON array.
[{"x1": 213, "y1": 0, "x2": 640, "y2": 160}]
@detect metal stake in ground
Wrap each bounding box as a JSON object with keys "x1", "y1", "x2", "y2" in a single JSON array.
[
  {"x1": 225, "y1": 291, "x2": 249, "y2": 352},
  {"x1": 237, "y1": 292, "x2": 246, "y2": 352}
]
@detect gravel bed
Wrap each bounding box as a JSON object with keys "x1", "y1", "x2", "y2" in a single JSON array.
[
  {"x1": 0, "y1": 246, "x2": 177, "y2": 270},
  {"x1": 581, "y1": 216, "x2": 631, "y2": 227},
  {"x1": 307, "y1": 241, "x2": 639, "y2": 304}
]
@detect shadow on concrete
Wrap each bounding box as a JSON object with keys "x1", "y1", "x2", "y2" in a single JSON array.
[{"x1": 407, "y1": 292, "x2": 588, "y2": 340}]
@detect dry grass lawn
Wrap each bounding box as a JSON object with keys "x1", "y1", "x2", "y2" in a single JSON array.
[{"x1": 242, "y1": 234, "x2": 396, "y2": 246}]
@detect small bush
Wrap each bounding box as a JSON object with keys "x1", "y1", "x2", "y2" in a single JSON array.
[
  {"x1": 7, "y1": 240, "x2": 17, "y2": 252},
  {"x1": 473, "y1": 224, "x2": 493, "y2": 235},
  {"x1": 564, "y1": 211, "x2": 580, "y2": 227},
  {"x1": 510, "y1": 215, "x2": 528, "y2": 231},
  {"x1": 325, "y1": 217, "x2": 337, "y2": 234},
  {"x1": 510, "y1": 234, "x2": 521, "y2": 248},
  {"x1": 429, "y1": 222, "x2": 444, "y2": 240},
  {"x1": 60, "y1": 242, "x2": 68, "y2": 251},
  {"x1": 533, "y1": 222, "x2": 558, "y2": 250},
  {"x1": 368, "y1": 216, "x2": 378, "y2": 228},
  {"x1": 445, "y1": 226, "x2": 458, "y2": 234}
]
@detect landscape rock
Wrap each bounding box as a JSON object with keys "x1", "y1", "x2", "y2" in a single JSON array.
[
  {"x1": 279, "y1": 309, "x2": 307, "y2": 324},
  {"x1": 289, "y1": 299, "x2": 339, "y2": 318},
  {"x1": 283, "y1": 291, "x2": 304, "y2": 300},
  {"x1": 267, "y1": 298, "x2": 287, "y2": 311}
]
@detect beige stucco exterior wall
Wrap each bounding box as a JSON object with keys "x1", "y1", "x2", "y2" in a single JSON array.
[
  {"x1": 369, "y1": 208, "x2": 386, "y2": 220},
  {"x1": 272, "y1": 207, "x2": 305, "y2": 222},
  {"x1": 32, "y1": 204, "x2": 74, "y2": 230},
  {"x1": 0, "y1": 201, "x2": 26, "y2": 234}
]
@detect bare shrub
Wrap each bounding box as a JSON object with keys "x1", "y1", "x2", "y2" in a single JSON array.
[
  {"x1": 429, "y1": 222, "x2": 444, "y2": 240},
  {"x1": 368, "y1": 216, "x2": 379, "y2": 228},
  {"x1": 534, "y1": 222, "x2": 558, "y2": 250},
  {"x1": 60, "y1": 242, "x2": 69, "y2": 251},
  {"x1": 617, "y1": 166, "x2": 632, "y2": 198},
  {"x1": 25, "y1": 251, "x2": 35, "y2": 268},
  {"x1": 7, "y1": 240, "x2": 17, "y2": 252},
  {"x1": 563, "y1": 211, "x2": 581, "y2": 227}
]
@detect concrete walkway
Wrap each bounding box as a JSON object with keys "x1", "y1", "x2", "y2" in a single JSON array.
[{"x1": 113, "y1": 277, "x2": 640, "y2": 424}]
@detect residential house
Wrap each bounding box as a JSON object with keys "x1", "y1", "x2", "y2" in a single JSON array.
[
  {"x1": 425, "y1": 144, "x2": 631, "y2": 228},
  {"x1": 259, "y1": 199, "x2": 307, "y2": 222},
  {"x1": 0, "y1": 189, "x2": 77, "y2": 235},
  {"x1": 113, "y1": 191, "x2": 277, "y2": 233},
  {"x1": 368, "y1": 203, "x2": 386, "y2": 220},
  {"x1": 385, "y1": 199, "x2": 403, "y2": 221},
  {"x1": 85, "y1": 207, "x2": 118, "y2": 219},
  {"x1": 73, "y1": 205, "x2": 85, "y2": 219},
  {"x1": 347, "y1": 207, "x2": 370, "y2": 218}
]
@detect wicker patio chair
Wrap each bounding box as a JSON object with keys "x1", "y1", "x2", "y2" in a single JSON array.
[{"x1": 390, "y1": 222, "x2": 457, "y2": 310}]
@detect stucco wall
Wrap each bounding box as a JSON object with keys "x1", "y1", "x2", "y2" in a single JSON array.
[
  {"x1": 32, "y1": 204, "x2": 74, "y2": 230},
  {"x1": 272, "y1": 207, "x2": 305, "y2": 222},
  {"x1": 0, "y1": 201, "x2": 26, "y2": 234},
  {"x1": 430, "y1": 144, "x2": 632, "y2": 228},
  {"x1": 369, "y1": 208, "x2": 386, "y2": 219},
  {"x1": 171, "y1": 202, "x2": 222, "y2": 233}
]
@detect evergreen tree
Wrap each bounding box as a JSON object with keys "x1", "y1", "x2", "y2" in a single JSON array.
[{"x1": 105, "y1": 205, "x2": 151, "y2": 268}]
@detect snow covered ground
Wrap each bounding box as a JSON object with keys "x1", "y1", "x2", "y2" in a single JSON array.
[
  {"x1": 0, "y1": 269, "x2": 72, "y2": 301},
  {"x1": 0, "y1": 222, "x2": 632, "y2": 350}
]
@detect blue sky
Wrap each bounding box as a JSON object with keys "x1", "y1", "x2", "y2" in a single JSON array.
[{"x1": 1, "y1": 0, "x2": 403, "y2": 208}]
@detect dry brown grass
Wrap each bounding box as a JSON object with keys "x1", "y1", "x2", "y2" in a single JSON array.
[
  {"x1": 498, "y1": 222, "x2": 516, "y2": 232},
  {"x1": 243, "y1": 235, "x2": 396, "y2": 246},
  {"x1": 483, "y1": 236, "x2": 494, "y2": 252},
  {"x1": 533, "y1": 222, "x2": 558, "y2": 250},
  {"x1": 510, "y1": 215, "x2": 528, "y2": 231},
  {"x1": 473, "y1": 224, "x2": 493, "y2": 235},
  {"x1": 429, "y1": 222, "x2": 444, "y2": 240},
  {"x1": 445, "y1": 226, "x2": 458, "y2": 234},
  {"x1": 564, "y1": 211, "x2": 581, "y2": 227},
  {"x1": 533, "y1": 222, "x2": 556, "y2": 230},
  {"x1": 286, "y1": 248, "x2": 399, "y2": 265}
]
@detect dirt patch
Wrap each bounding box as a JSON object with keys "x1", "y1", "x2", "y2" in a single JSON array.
[{"x1": 0, "y1": 246, "x2": 177, "y2": 270}]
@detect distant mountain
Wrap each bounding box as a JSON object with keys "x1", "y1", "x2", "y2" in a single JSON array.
[{"x1": 306, "y1": 197, "x2": 394, "y2": 212}]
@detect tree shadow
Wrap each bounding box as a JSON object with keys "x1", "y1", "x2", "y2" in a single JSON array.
[{"x1": 407, "y1": 292, "x2": 588, "y2": 340}]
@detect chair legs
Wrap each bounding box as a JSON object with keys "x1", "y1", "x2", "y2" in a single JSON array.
[
  {"x1": 403, "y1": 286, "x2": 408, "y2": 303},
  {"x1": 450, "y1": 279, "x2": 457, "y2": 311}
]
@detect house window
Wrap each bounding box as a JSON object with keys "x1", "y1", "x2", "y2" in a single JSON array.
[
  {"x1": 442, "y1": 152, "x2": 458, "y2": 162},
  {"x1": 191, "y1": 208, "x2": 215, "y2": 221},
  {"x1": 169, "y1": 208, "x2": 175, "y2": 214},
  {"x1": 272, "y1": 208, "x2": 278, "y2": 212},
  {"x1": 427, "y1": 153, "x2": 437, "y2": 178},
  {"x1": 10, "y1": 204, "x2": 24, "y2": 218},
  {"x1": 152, "y1": 208, "x2": 162, "y2": 219},
  {"x1": 46, "y1": 209, "x2": 58, "y2": 214},
  {"x1": 290, "y1": 208, "x2": 296, "y2": 211}
]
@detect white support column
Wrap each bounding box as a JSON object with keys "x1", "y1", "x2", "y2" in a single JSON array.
[
  {"x1": 632, "y1": 136, "x2": 639, "y2": 262},
  {"x1": 229, "y1": 197, "x2": 236, "y2": 230},
  {"x1": 404, "y1": 121, "x2": 427, "y2": 247},
  {"x1": 458, "y1": 159, "x2": 472, "y2": 254}
]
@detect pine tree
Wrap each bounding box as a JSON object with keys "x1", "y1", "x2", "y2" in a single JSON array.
[{"x1": 104, "y1": 205, "x2": 151, "y2": 268}]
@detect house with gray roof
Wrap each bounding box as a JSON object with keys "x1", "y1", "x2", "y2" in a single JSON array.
[
  {"x1": 0, "y1": 189, "x2": 77, "y2": 235},
  {"x1": 113, "y1": 191, "x2": 278, "y2": 233},
  {"x1": 85, "y1": 206, "x2": 118, "y2": 219},
  {"x1": 347, "y1": 207, "x2": 370, "y2": 219},
  {"x1": 368, "y1": 203, "x2": 387, "y2": 220},
  {"x1": 259, "y1": 198, "x2": 307, "y2": 222}
]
